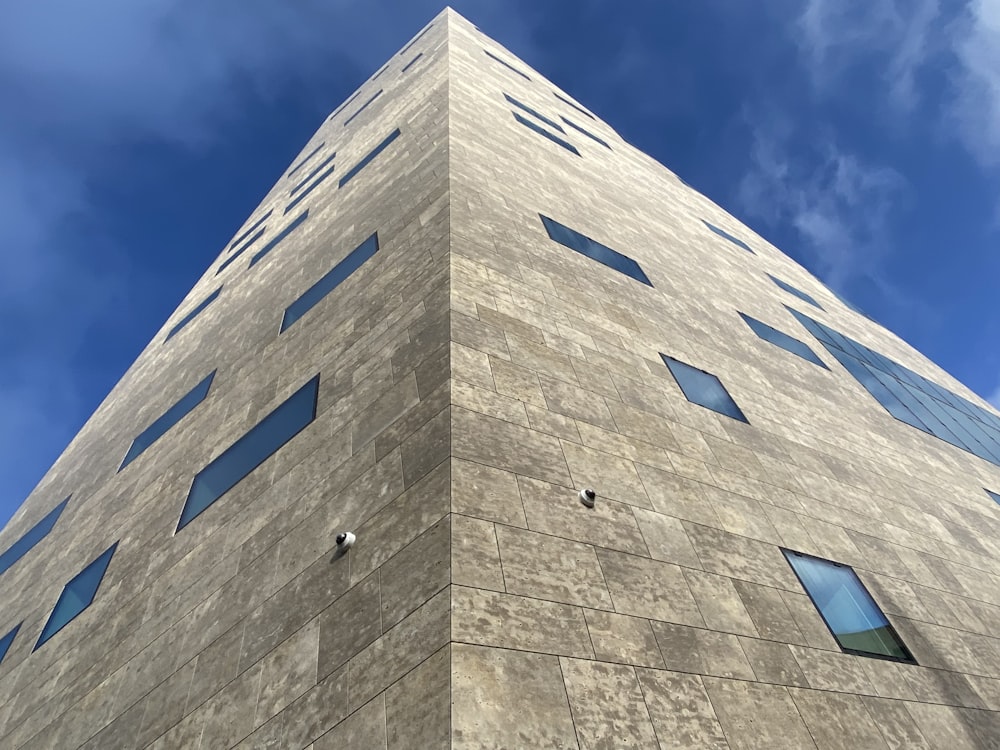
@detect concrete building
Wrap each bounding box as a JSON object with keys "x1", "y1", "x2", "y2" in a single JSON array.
[{"x1": 1, "y1": 8, "x2": 1000, "y2": 748}]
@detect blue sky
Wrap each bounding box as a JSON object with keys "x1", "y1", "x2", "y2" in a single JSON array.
[{"x1": 1, "y1": 0, "x2": 998, "y2": 528}]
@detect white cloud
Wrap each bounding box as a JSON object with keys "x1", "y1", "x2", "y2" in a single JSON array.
[{"x1": 949, "y1": 0, "x2": 1000, "y2": 168}]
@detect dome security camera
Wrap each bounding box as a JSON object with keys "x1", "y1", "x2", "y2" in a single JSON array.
[
  {"x1": 335, "y1": 531, "x2": 356, "y2": 552},
  {"x1": 578, "y1": 488, "x2": 596, "y2": 508}
]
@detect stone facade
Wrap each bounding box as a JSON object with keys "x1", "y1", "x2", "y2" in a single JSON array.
[{"x1": 1, "y1": 8, "x2": 999, "y2": 748}]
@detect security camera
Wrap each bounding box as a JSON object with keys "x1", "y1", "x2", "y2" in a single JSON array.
[
  {"x1": 335, "y1": 532, "x2": 356, "y2": 552},
  {"x1": 578, "y1": 489, "x2": 596, "y2": 508}
]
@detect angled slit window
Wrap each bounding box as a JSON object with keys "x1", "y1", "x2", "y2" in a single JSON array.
[
  {"x1": 177, "y1": 375, "x2": 319, "y2": 531},
  {"x1": 329, "y1": 89, "x2": 365, "y2": 122},
  {"x1": 0, "y1": 497, "x2": 69, "y2": 578},
  {"x1": 285, "y1": 163, "x2": 336, "y2": 215},
  {"x1": 281, "y1": 233, "x2": 379, "y2": 332},
  {"x1": 119, "y1": 371, "x2": 216, "y2": 470},
  {"x1": 288, "y1": 143, "x2": 325, "y2": 178},
  {"x1": 540, "y1": 215, "x2": 651, "y2": 286},
  {"x1": 484, "y1": 49, "x2": 531, "y2": 80},
  {"x1": 339, "y1": 129, "x2": 402, "y2": 188},
  {"x1": 739, "y1": 313, "x2": 827, "y2": 367},
  {"x1": 560, "y1": 116, "x2": 610, "y2": 149},
  {"x1": 401, "y1": 53, "x2": 423, "y2": 73},
  {"x1": 165, "y1": 287, "x2": 221, "y2": 342},
  {"x1": 703, "y1": 220, "x2": 754, "y2": 254},
  {"x1": 229, "y1": 209, "x2": 272, "y2": 250},
  {"x1": 513, "y1": 113, "x2": 580, "y2": 156},
  {"x1": 35, "y1": 542, "x2": 118, "y2": 650},
  {"x1": 986, "y1": 489, "x2": 1000, "y2": 505},
  {"x1": 768, "y1": 274, "x2": 823, "y2": 310},
  {"x1": 291, "y1": 153, "x2": 336, "y2": 197},
  {"x1": 344, "y1": 90, "x2": 383, "y2": 128},
  {"x1": 249, "y1": 210, "x2": 309, "y2": 268},
  {"x1": 661, "y1": 354, "x2": 747, "y2": 422},
  {"x1": 399, "y1": 23, "x2": 433, "y2": 56},
  {"x1": 783, "y1": 550, "x2": 916, "y2": 663},
  {"x1": 554, "y1": 91, "x2": 595, "y2": 120},
  {"x1": 0, "y1": 624, "x2": 19, "y2": 665},
  {"x1": 504, "y1": 94, "x2": 564, "y2": 132},
  {"x1": 218, "y1": 226, "x2": 267, "y2": 274}
]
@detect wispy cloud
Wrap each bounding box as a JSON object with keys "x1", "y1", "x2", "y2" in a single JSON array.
[{"x1": 949, "y1": 0, "x2": 1000, "y2": 169}]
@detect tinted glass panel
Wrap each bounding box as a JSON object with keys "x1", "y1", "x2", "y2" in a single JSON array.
[
  {"x1": 768, "y1": 274, "x2": 822, "y2": 309},
  {"x1": 291, "y1": 153, "x2": 336, "y2": 197},
  {"x1": 178, "y1": 375, "x2": 319, "y2": 530},
  {"x1": 285, "y1": 164, "x2": 336, "y2": 215},
  {"x1": 540, "y1": 215, "x2": 652, "y2": 286},
  {"x1": 401, "y1": 53, "x2": 423, "y2": 73},
  {"x1": 165, "y1": 288, "x2": 221, "y2": 341},
  {"x1": 484, "y1": 49, "x2": 531, "y2": 80},
  {"x1": 339, "y1": 129, "x2": 402, "y2": 188},
  {"x1": 560, "y1": 117, "x2": 610, "y2": 148},
  {"x1": 504, "y1": 94, "x2": 564, "y2": 132},
  {"x1": 249, "y1": 210, "x2": 309, "y2": 268},
  {"x1": 986, "y1": 489, "x2": 1000, "y2": 505},
  {"x1": 120, "y1": 371, "x2": 216, "y2": 470},
  {"x1": 703, "y1": 221, "x2": 754, "y2": 254},
  {"x1": 281, "y1": 234, "x2": 379, "y2": 332},
  {"x1": 0, "y1": 624, "x2": 19, "y2": 665},
  {"x1": 784, "y1": 550, "x2": 915, "y2": 662},
  {"x1": 0, "y1": 497, "x2": 69, "y2": 578},
  {"x1": 229, "y1": 209, "x2": 272, "y2": 250},
  {"x1": 661, "y1": 354, "x2": 747, "y2": 422},
  {"x1": 35, "y1": 542, "x2": 118, "y2": 650},
  {"x1": 513, "y1": 113, "x2": 580, "y2": 156},
  {"x1": 218, "y1": 226, "x2": 267, "y2": 274},
  {"x1": 288, "y1": 143, "x2": 324, "y2": 178},
  {"x1": 740, "y1": 313, "x2": 826, "y2": 367},
  {"x1": 554, "y1": 91, "x2": 595, "y2": 119},
  {"x1": 329, "y1": 89, "x2": 364, "y2": 122},
  {"x1": 344, "y1": 90, "x2": 383, "y2": 128}
]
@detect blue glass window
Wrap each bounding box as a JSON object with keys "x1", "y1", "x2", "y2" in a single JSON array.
[
  {"x1": 0, "y1": 497, "x2": 69, "y2": 578},
  {"x1": 540, "y1": 215, "x2": 651, "y2": 286},
  {"x1": 484, "y1": 49, "x2": 531, "y2": 80},
  {"x1": 504, "y1": 94, "x2": 564, "y2": 132},
  {"x1": 661, "y1": 354, "x2": 747, "y2": 422},
  {"x1": 119, "y1": 371, "x2": 216, "y2": 470},
  {"x1": 768, "y1": 274, "x2": 823, "y2": 310},
  {"x1": 703, "y1": 221, "x2": 754, "y2": 254},
  {"x1": 0, "y1": 624, "x2": 19, "y2": 665},
  {"x1": 35, "y1": 542, "x2": 118, "y2": 650},
  {"x1": 560, "y1": 117, "x2": 610, "y2": 149},
  {"x1": 229, "y1": 210, "x2": 272, "y2": 250},
  {"x1": 985, "y1": 489, "x2": 1000, "y2": 505},
  {"x1": 344, "y1": 90, "x2": 383, "y2": 128},
  {"x1": 740, "y1": 313, "x2": 827, "y2": 368},
  {"x1": 285, "y1": 163, "x2": 336, "y2": 215},
  {"x1": 165, "y1": 288, "x2": 221, "y2": 342},
  {"x1": 784, "y1": 550, "x2": 915, "y2": 662},
  {"x1": 281, "y1": 234, "x2": 379, "y2": 332},
  {"x1": 339, "y1": 129, "x2": 401, "y2": 188},
  {"x1": 291, "y1": 153, "x2": 336, "y2": 197},
  {"x1": 177, "y1": 375, "x2": 319, "y2": 530},
  {"x1": 218, "y1": 226, "x2": 267, "y2": 274},
  {"x1": 401, "y1": 53, "x2": 423, "y2": 73},
  {"x1": 329, "y1": 89, "x2": 365, "y2": 122},
  {"x1": 554, "y1": 91, "x2": 595, "y2": 120},
  {"x1": 288, "y1": 143, "x2": 325, "y2": 178},
  {"x1": 249, "y1": 210, "x2": 309, "y2": 268},
  {"x1": 513, "y1": 113, "x2": 580, "y2": 156}
]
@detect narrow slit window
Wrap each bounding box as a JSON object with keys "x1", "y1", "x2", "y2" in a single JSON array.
[
  {"x1": 344, "y1": 90, "x2": 383, "y2": 128},
  {"x1": 229, "y1": 209, "x2": 272, "y2": 250},
  {"x1": 703, "y1": 220, "x2": 755, "y2": 254},
  {"x1": 119, "y1": 371, "x2": 216, "y2": 470},
  {"x1": 339, "y1": 128, "x2": 401, "y2": 188},
  {"x1": 288, "y1": 143, "x2": 325, "y2": 178},
  {"x1": 985, "y1": 489, "x2": 1000, "y2": 505},
  {"x1": 560, "y1": 116, "x2": 610, "y2": 149},
  {"x1": 513, "y1": 113, "x2": 580, "y2": 156},
  {"x1": 281, "y1": 234, "x2": 379, "y2": 332},
  {"x1": 35, "y1": 542, "x2": 118, "y2": 650},
  {"x1": 0, "y1": 624, "x2": 19, "y2": 665},
  {"x1": 768, "y1": 274, "x2": 823, "y2": 310},
  {"x1": 484, "y1": 49, "x2": 531, "y2": 80},
  {"x1": 739, "y1": 313, "x2": 827, "y2": 367},
  {"x1": 218, "y1": 226, "x2": 267, "y2": 274},
  {"x1": 285, "y1": 163, "x2": 336, "y2": 215},
  {"x1": 0, "y1": 497, "x2": 69, "y2": 578},
  {"x1": 504, "y1": 94, "x2": 564, "y2": 132},
  {"x1": 165, "y1": 287, "x2": 221, "y2": 342},
  {"x1": 399, "y1": 23, "x2": 432, "y2": 56},
  {"x1": 249, "y1": 210, "x2": 309, "y2": 268},
  {"x1": 401, "y1": 53, "x2": 423, "y2": 73},
  {"x1": 554, "y1": 91, "x2": 595, "y2": 119},
  {"x1": 291, "y1": 153, "x2": 336, "y2": 197},
  {"x1": 177, "y1": 375, "x2": 319, "y2": 530},
  {"x1": 661, "y1": 354, "x2": 747, "y2": 422},
  {"x1": 783, "y1": 550, "x2": 916, "y2": 663},
  {"x1": 329, "y1": 89, "x2": 365, "y2": 122},
  {"x1": 540, "y1": 215, "x2": 651, "y2": 286}
]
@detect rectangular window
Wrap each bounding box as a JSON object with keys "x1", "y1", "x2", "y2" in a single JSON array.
[
  {"x1": 281, "y1": 233, "x2": 379, "y2": 332},
  {"x1": 0, "y1": 624, "x2": 19, "y2": 665},
  {"x1": 401, "y1": 53, "x2": 423, "y2": 73},
  {"x1": 513, "y1": 113, "x2": 580, "y2": 156},
  {"x1": 339, "y1": 128, "x2": 402, "y2": 188},
  {"x1": 554, "y1": 91, "x2": 596, "y2": 120},
  {"x1": 249, "y1": 210, "x2": 309, "y2": 268},
  {"x1": 119, "y1": 371, "x2": 216, "y2": 471},
  {"x1": 329, "y1": 89, "x2": 365, "y2": 122},
  {"x1": 484, "y1": 49, "x2": 531, "y2": 80},
  {"x1": 290, "y1": 153, "x2": 336, "y2": 197},
  {"x1": 540, "y1": 215, "x2": 651, "y2": 286},
  {"x1": 661, "y1": 354, "x2": 747, "y2": 422},
  {"x1": 560, "y1": 116, "x2": 611, "y2": 149},
  {"x1": 768, "y1": 274, "x2": 823, "y2": 309},
  {"x1": 177, "y1": 375, "x2": 319, "y2": 530},
  {"x1": 740, "y1": 313, "x2": 827, "y2": 367},
  {"x1": 783, "y1": 550, "x2": 915, "y2": 662},
  {"x1": 165, "y1": 287, "x2": 221, "y2": 342},
  {"x1": 504, "y1": 94, "x2": 564, "y2": 132},
  {"x1": 703, "y1": 220, "x2": 754, "y2": 254},
  {"x1": 35, "y1": 542, "x2": 118, "y2": 650},
  {"x1": 285, "y1": 163, "x2": 336, "y2": 215},
  {"x1": 229, "y1": 209, "x2": 273, "y2": 251},
  {"x1": 344, "y1": 90, "x2": 383, "y2": 128},
  {"x1": 218, "y1": 226, "x2": 267, "y2": 275},
  {"x1": 288, "y1": 143, "x2": 325, "y2": 178},
  {"x1": 0, "y1": 497, "x2": 69, "y2": 578}
]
